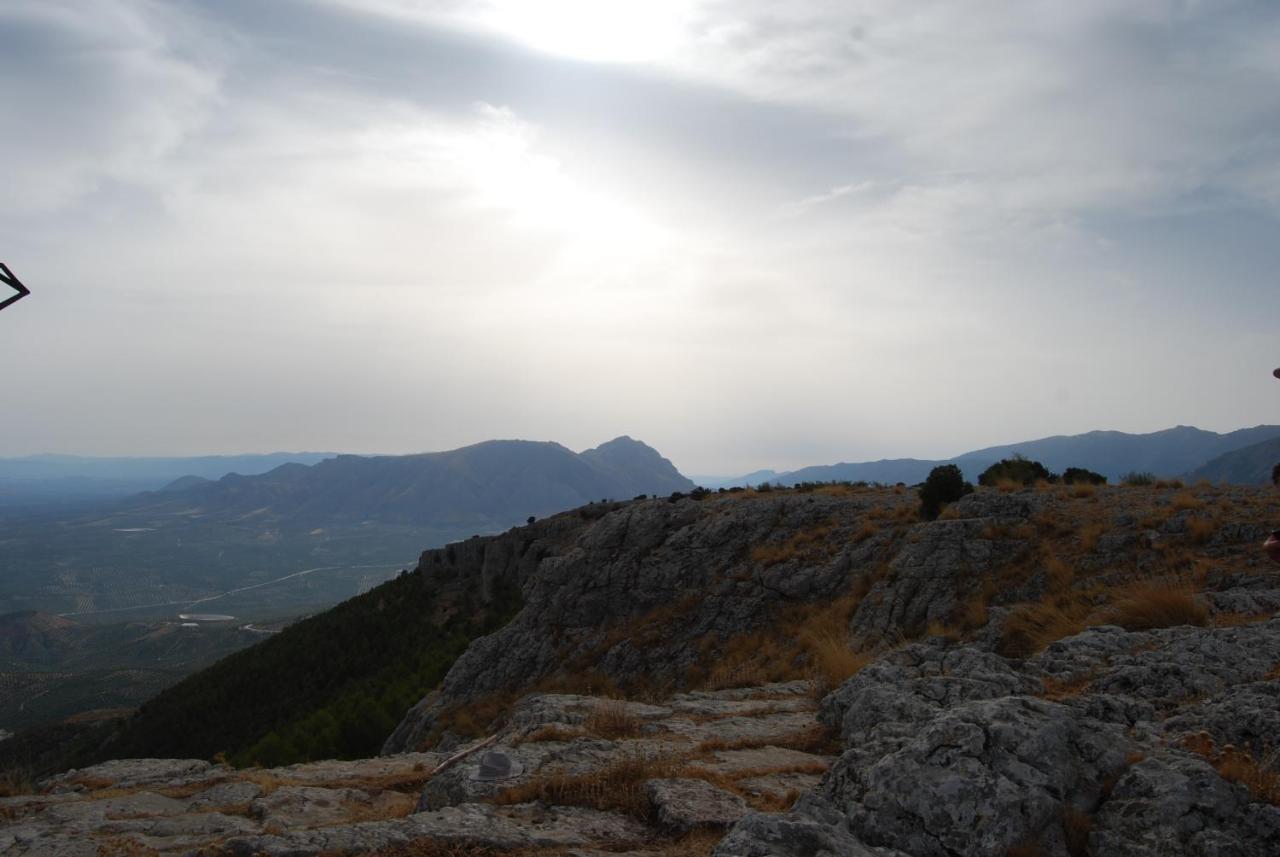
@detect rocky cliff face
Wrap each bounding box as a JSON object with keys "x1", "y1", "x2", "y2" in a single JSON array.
[
  {"x1": 720, "y1": 621, "x2": 1280, "y2": 856},
  {"x1": 6, "y1": 482, "x2": 1280, "y2": 857},
  {"x1": 383, "y1": 488, "x2": 913, "y2": 753}
]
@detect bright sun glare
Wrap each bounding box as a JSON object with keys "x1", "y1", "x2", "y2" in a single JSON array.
[{"x1": 479, "y1": 0, "x2": 692, "y2": 64}]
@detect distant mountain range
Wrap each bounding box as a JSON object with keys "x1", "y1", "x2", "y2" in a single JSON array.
[
  {"x1": 0, "y1": 437, "x2": 693, "y2": 619},
  {"x1": 708, "y1": 425, "x2": 1280, "y2": 487},
  {"x1": 0, "y1": 452, "x2": 336, "y2": 508},
  {"x1": 1188, "y1": 435, "x2": 1280, "y2": 485},
  {"x1": 139, "y1": 436, "x2": 692, "y2": 527},
  {"x1": 0, "y1": 437, "x2": 694, "y2": 736}
]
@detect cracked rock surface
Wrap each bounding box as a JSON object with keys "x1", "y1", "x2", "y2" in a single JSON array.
[{"x1": 718, "y1": 622, "x2": 1280, "y2": 857}]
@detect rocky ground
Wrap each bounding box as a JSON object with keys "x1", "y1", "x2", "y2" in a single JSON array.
[
  {"x1": 1, "y1": 682, "x2": 833, "y2": 855},
  {"x1": 5, "y1": 483, "x2": 1279, "y2": 855}
]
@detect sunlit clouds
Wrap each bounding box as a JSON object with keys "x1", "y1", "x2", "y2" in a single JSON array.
[{"x1": 2, "y1": 1, "x2": 1279, "y2": 474}]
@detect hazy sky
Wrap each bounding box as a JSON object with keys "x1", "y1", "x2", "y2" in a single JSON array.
[{"x1": 3, "y1": 1, "x2": 1279, "y2": 474}]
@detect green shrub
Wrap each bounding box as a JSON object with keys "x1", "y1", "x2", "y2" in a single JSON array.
[
  {"x1": 1061, "y1": 467, "x2": 1107, "y2": 485},
  {"x1": 978, "y1": 455, "x2": 1055, "y2": 487},
  {"x1": 1272, "y1": 463, "x2": 1280, "y2": 487},
  {"x1": 919, "y1": 465, "x2": 974, "y2": 520},
  {"x1": 1122, "y1": 471, "x2": 1155, "y2": 486}
]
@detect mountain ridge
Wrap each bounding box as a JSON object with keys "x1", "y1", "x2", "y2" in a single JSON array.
[
  {"x1": 713, "y1": 424, "x2": 1280, "y2": 487},
  {"x1": 1188, "y1": 434, "x2": 1280, "y2": 484}
]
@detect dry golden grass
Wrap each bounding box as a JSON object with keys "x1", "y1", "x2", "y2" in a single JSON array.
[
  {"x1": 1044, "y1": 555, "x2": 1074, "y2": 590},
  {"x1": 980, "y1": 521, "x2": 1036, "y2": 541},
  {"x1": 851, "y1": 520, "x2": 879, "y2": 543},
  {"x1": 95, "y1": 840, "x2": 162, "y2": 857},
  {"x1": 1070, "y1": 483, "x2": 1097, "y2": 499},
  {"x1": 431, "y1": 690, "x2": 518, "y2": 742},
  {"x1": 1040, "y1": 671, "x2": 1098, "y2": 700},
  {"x1": 814, "y1": 483, "x2": 861, "y2": 498},
  {"x1": 799, "y1": 627, "x2": 871, "y2": 694},
  {"x1": 996, "y1": 599, "x2": 1093, "y2": 658},
  {"x1": 1183, "y1": 732, "x2": 1280, "y2": 806},
  {"x1": 924, "y1": 620, "x2": 962, "y2": 642},
  {"x1": 750, "y1": 522, "x2": 836, "y2": 567},
  {"x1": 701, "y1": 633, "x2": 782, "y2": 690},
  {"x1": 0, "y1": 768, "x2": 35, "y2": 798},
  {"x1": 995, "y1": 477, "x2": 1023, "y2": 493},
  {"x1": 361, "y1": 843, "x2": 519, "y2": 857},
  {"x1": 1061, "y1": 806, "x2": 1094, "y2": 857},
  {"x1": 516, "y1": 724, "x2": 586, "y2": 744},
  {"x1": 1186, "y1": 516, "x2": 1216, "y2": 545},
  {"x1": 678, "y1": 759, "x2": 828, "y2": 811},
  {"x1": 1079, "y1": 521, "x2": 1107, "y2": 551},
  {"x1": 491, "y1": 748, "x2": 680, "y2": 820},
  {"x1": 688, "y1": 575, "x2": 872, "y2": 693},
  {"x1": 1106, "y1": 583, "x2": 1208, "y2": 631},
  {"x1": 584, "y1": 698, "x2": 645, "y2": 739},
  {"x1": 594, "y1": 595, "x2": 702, "y2": 655},
  {"x1": 1170, "y1": 491, "x2": 1203, "y2": 511},
  {"x1": 695, "y1": 723, "x2": 841, "y2": 756},
  {"x1": 340, "y1": 792, "x2": 418, "y2": 824},
  {"x1": 363, "y1": 838, "x2": 723, "y2": 857},
  {"x1": 1210, "y1": 611, "x2": 1273, "y2": 628}
]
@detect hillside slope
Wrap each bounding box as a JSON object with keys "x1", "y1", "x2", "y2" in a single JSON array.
[
  {"x1": 9, "y1": 481, "x2": 1280, "y2": 857},
  {"x1": 0, "y1": 612, "x2": 261, "y2": 732},
  {"x1": 1188, "y1": 434, "x2": 1280, "y2": 485}
]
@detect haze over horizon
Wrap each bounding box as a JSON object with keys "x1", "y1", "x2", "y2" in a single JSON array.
[{"x1": 4, "y1": 1, "x2": 1280, "y2": 474}]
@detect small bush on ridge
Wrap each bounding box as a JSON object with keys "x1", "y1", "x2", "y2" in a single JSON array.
[
  {"x1": 1061, "y1": 467, "x2": 1107, "y2": 485},
  {"x1": 919, "y1": 464, "x2": 974, "y2": 520},
  {"x1": 979, "y1": 455, "x2": 1055, "y2": 487}
]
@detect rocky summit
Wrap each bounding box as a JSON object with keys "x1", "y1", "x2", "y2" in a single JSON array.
[{"x1": 4, "y1": 481, "x2": 1279, "y2": 856}]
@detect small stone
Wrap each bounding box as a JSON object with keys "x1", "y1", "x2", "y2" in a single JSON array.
[{"x1": 646, "y1": 778, "x2": 748, "y2": 831}]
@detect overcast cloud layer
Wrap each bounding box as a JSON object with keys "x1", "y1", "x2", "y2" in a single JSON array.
[{"x1": 2, "y1": 0, "x2": 1279, "y2": 474}]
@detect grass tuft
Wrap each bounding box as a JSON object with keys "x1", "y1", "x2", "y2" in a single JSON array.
[
  {"x1": 1183, "y1": 732, "x2": 1280, "y2": 805},
  {"x1": 491, "y1": 747, "x2": 679, "y2": 821},
  {"x1": 1106, "y1": 584, "x2": 1208, "y2": 631},
  {"x1": 584, "y1": 699, "x2": 645, "y2": 739}
]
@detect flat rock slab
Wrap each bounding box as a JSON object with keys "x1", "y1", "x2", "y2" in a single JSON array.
[
  {"x1": 736, "y1": 770, "x2": 825, "y2": 800},
  {"x1": 100, "y1": 810, "x2": 262, "y2": 850},
  {"x1": 272, "y1": 752, "x2": 442, "y2": 786},
  {"x1": 646, "y1": 777, "x2": 748, "y2": 831},
  {"x1": 419, "y1": 736, "x2": 689, "y2": 811},
  {"x1": 667, "y1": 697, "x2": 815, "y2": 718},
  {"x1": 708, "y1": 746, "x2": 829, "y2": 775},
  {"x1": 188, "y1": 780, "x2": 263, "y2": 810},
  {"x1": 41, "y1": 758, "x2": 221, "y2": 793},
  {"x1": 657, "y1": 710, "x2": 818, "y2": 744},
  {"x1": 0, "y1": 829, "x2": 99, "y2": 857},
  {"x1": 251, "y1": 785, "x2": 414, "y2": 829},
  {"x1": 222, "y1": 801, "x2": 650, "y2": 856},
  {"x1": 507, "y1": 693, "x2": 674, "y2": 732}
]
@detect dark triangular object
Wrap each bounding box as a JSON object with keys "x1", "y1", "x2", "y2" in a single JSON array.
[{"x1": 0, "y1": 263, "x2": 30, "y2": 312}]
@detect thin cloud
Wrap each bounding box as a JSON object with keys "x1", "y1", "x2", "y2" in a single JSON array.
[{"x1": 0, "y1": 0, "x2": 1277, "y2": 474}]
